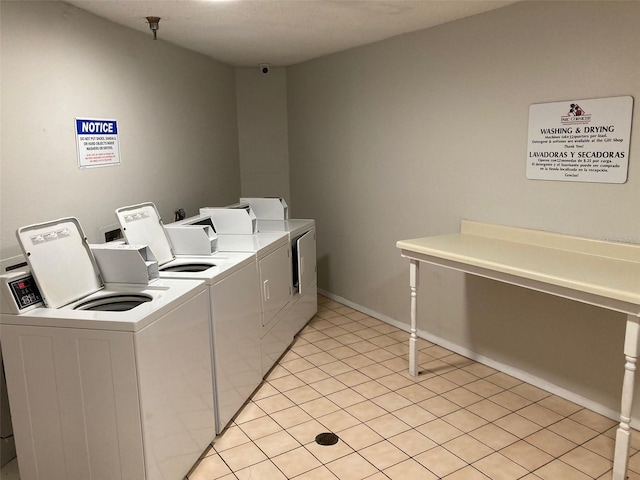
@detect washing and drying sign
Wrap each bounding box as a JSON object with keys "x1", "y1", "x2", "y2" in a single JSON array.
[
  {"x1": 75, "y1": 118, "x2": 121, "y2": 168},
  {"x1": 526, "y1": 96, "x2": 633, "y2": 183}
]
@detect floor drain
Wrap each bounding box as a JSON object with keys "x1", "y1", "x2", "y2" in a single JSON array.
[{"x1": 315, "y1": 432, "x2": 339, "y2": 446}]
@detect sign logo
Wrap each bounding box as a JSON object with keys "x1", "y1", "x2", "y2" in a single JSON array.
[{"x1": 561, "y1": 103, "x2": 591, "y2": 124}]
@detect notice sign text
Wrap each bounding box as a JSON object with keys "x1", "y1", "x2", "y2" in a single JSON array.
[
  {"x1": 526, "y1": 96, "x2": 633, "y2": 183},
  {"x1": 75, "y1": 118, "x2": 121, "y2": 168}
]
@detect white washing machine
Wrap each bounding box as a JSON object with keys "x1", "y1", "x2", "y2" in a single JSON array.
[
  {"x1": 0, "y1": 217, "x2": 213, "y2": 480},
  {"x1": 189, "y1": 209, "x2": 293, "y2": 376},
  {"x1": 0, "y1": 344, "x2": 16, "y2": 468},
  {"x1": 257, "y1": 219, "x2": 318, "y2": 335},
  {"x1": 115, "y1": 203, "x2": 263, "y2": 433}
]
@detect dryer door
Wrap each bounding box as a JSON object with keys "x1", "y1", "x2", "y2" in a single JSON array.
[
  {"x1": 295, "y1": 230, "x2": 316, "y2": 296},
  {"x1": 259, "y1": 244, "x2": 291, "y2": 329}
]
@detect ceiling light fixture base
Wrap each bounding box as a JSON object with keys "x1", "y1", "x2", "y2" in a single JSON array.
[{"x1": 146, "y1": 16, "x2": 161, "y2": 40}]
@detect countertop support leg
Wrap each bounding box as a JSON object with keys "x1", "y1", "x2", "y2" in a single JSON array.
[
  {"x1": 409, "y1": 259, "x2": 419, "y2": 376},
  {"x1": 613, "y1": 314, "x2": 640, "y2": 480}
]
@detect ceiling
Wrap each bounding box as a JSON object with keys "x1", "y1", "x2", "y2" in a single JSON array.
[{"x1": 65, "y1": 0, "x2": 518, "y2": 67}]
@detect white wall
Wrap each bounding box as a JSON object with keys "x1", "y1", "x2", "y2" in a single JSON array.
[
  {"x1": 287, "y1": 1, "x2": 640, "y2": 418},
  {"x1": 235, "y1": 67, "x2": 290, "y2": 205},
  {"x1": 0, "y1": 1, "x2": 240, "y2": 258}
]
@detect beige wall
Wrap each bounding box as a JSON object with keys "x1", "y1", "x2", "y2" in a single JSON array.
[
  {"x1": 235, "y1": 67, "x2": 290, "y2": 205},
  {"x1": 0, "y1": 1, "x2": 240, "y2": 258},
  {"x1": 287, "y1": 1, "x2": 640, "y2": 418}
]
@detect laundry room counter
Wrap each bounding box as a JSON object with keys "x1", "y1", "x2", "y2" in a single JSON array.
[
  {"x1": 397, "y1": 221, "x2": 639, "y2": 307},
  {"x1": 397, "y1": 220, "x2": 640, "y2": 480}
]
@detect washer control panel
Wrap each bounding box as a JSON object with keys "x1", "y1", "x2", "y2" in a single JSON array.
[
  {"x1": 10, "y1": 275, "x2": 42, "y2": 309},
  {"x1": 1, "y1": 273, "x2": 43, "y2": 314}
]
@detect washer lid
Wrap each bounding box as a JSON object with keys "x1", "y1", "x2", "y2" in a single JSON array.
[
  {"x1": 16, "y1": 217, "x2": 103, "y2": 308},
  {"x1": 115, "y1": 202, "x2": 175, "y2": 266}
]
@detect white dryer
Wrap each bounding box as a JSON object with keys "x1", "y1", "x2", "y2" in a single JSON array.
[
  {"x1": 186, "y1": 209, "x2": 293, "y2": 376},
  {"x1": 115, "y1": 203, "x2": 263, "y2": 433},
  {"x1": 0, "y1": 217, "x2": 213, "y2": 480},
  {"x1": 257, "y1": 219, "x2": 318, "y2": 335},
  {"x1": 239, "y1": 198, "x2": 318, "y2": 336}
]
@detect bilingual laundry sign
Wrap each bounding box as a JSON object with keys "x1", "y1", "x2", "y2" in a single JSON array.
[
  {"x1": 526, "y1": 96, "x2": 633, "y2": 183},
  {"x1": 75, "y1": 118, "x2": 121, "y2": 168}
]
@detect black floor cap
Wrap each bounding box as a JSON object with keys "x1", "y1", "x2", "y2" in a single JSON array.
[{"x1": 315, "y1": 432, "x2": 339, "y2": 446}]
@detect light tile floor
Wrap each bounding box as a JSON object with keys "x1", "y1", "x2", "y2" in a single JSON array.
[
  {"x1": 187, "y1": 295, "x2": 640, "y2": 480},
  {"x1": 2, "y1": 298, "x2": 635, "y2": 480}
]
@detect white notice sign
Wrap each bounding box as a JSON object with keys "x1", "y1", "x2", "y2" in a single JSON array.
[
  {"x1": 526, "y1": 96, "x2": 633, "y2": 183},
  {"x1": 75, "y1": 118, "x2": 121, "y2": 168}
]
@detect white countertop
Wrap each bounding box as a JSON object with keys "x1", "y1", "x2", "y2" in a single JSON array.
[{"x1": 397, "y1": 220, "x2": 640, "y2": 310}]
